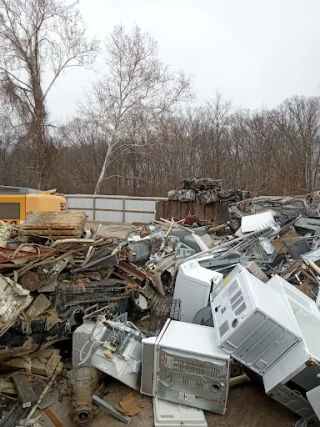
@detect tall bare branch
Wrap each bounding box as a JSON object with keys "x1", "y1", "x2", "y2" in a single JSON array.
[{"x1": 0, "y1": 0, "x2": 99, "y2": 188}]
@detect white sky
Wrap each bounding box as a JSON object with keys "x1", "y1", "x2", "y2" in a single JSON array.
[{"x1": 47, "y1": 0, "x2": 320, "y2": 121}]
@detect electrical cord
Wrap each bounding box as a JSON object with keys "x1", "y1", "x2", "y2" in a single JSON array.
[
  {"x1": 78, "y1": 340, "x2": 104, "y2": 366},
  {"x1": 295, "y1": 418, "x2": 308, "y2": 427},
  {"x1": 78, "y1": 320, "x2": 106, "y2": 366}
]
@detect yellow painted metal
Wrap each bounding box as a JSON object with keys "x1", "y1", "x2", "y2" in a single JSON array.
[
  {"x1": 26, "y1": 194, "x2": 66, "y2": 219},
  {"x1": 0, "y1": 192, "x2": 66, "y2": 223}
]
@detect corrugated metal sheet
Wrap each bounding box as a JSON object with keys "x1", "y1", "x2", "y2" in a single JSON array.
[
  {"x1": 125, "y1": 212, "x2": 155, "y2": 223},
  {"x1": 65, "y1": 195, "x2": 167, "y2": 224},
  {"x1": 67, "y1": 198, "x2": 93, "y2": 209},
  {"x1": 96, "y1": 198, "x2": 122, "y2": 210},
  {"x1": 80, "y1": 209, "x2": 94, "y2": 220},
  {"x1": 67, "y1": 208, "x2": 93, "y2": 220},
  {"x1": 125, "y1": 199, "x2": 155, "y2": 212},
  {"x1": 95, "y1": 210, "x2": 122, "y2": 222}
]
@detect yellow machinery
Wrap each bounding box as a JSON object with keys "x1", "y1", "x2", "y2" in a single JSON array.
[{"x1": 0, "y1": 186, "x2": 67, "y2": 224}]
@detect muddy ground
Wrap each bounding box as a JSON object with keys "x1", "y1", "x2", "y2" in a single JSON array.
[{"x1": 40, "y1": 222, "x2": 296, "y2": 426}]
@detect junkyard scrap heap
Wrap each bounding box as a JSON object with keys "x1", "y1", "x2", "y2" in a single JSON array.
[{"x1": 1, "y1": 187, "x2": 320, "y2": 426}]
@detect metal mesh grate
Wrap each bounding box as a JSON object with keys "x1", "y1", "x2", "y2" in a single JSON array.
[
  {"x1": 235, "y1": 302, "x2": 247, "y2": 316},
  {"x1": 148, "y1": 296, "x2": 181, "y2": 336},
  {"x1": 232, "y1": 295, "x2": 244, "y2": 311},
  {"x1": 219, "y1": 320, "x2": 229, "y2": 337},
  {"x1": 230, "y1": 290, "x2": 242, "y2": 305},
  {"x1": 228, "y1": 281, "x2": 239, "y2": 297},
  {"x1": 170, "y1": 299, "x2": 181, "y2": 321}
]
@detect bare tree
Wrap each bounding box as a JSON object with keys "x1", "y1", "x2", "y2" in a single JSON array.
[
  {"x1": 0, "y1": 107, "x2": 18, "y2": 184},
  {"x1": 81, "y1": 24, "x2": 193, "y2": 194},
  {"x1": 0, "y1": 0, "x2": 99, "y2": 188},
  {"x1": 269, "y1": 96, "x2": 320, "y2": 192},
  {"x1": 202, "y1": 92, "x2": 232, "y2": 178}
]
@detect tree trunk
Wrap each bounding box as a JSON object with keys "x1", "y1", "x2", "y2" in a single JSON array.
[
  {"x1": 31, "y1": 63, "x2": 47, "y2": 190},
  {"x1": 33, "y1": 114, "x2": 47, "y2": 190},
  {"x1": 94, "y1": 143, "x2": 113, "y2": 194}
]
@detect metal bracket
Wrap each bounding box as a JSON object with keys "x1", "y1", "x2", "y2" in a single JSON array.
[{"x1": 92, "y1": 395, "x2": 131, "y2": 424}]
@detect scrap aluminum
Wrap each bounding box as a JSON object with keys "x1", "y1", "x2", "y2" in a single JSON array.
[
  {"x1": 1, "y1": 203, "x2": 320, "y2": 426},
  {"x1": 229, "y1": 191, "x2": 320, "y2": 230},
  {"x1": 1, "y1": 208, "x2": 320, "y2": 357}
]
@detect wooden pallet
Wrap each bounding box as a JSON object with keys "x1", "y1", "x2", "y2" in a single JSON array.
[{"x1": 19, "y1": 211, "x2": 87, "y2": 240}]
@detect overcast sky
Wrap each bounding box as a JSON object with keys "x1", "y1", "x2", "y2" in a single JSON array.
[{"x1": 47, "y1": 0, "x2": 320, "y2": 121}]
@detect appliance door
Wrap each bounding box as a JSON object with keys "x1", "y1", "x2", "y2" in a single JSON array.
[
  {"x1": 155, "y1": 347, "x2": 229, "y2": 414},
  {"x1": 141, "y1": 338, "x2": 157, "y2": 396},
  {"x1": 173, "y1": 277, "x2": 210, "y2": 323}
]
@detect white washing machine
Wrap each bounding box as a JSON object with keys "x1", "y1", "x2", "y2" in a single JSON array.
[{"x1": 173, "y1": 259, "x2": 223, "y2": 323}]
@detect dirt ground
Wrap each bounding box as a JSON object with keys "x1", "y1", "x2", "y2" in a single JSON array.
[
  {"x1": 39, "y1": 222, "x2": 296, "y2": 427},
  {"x1": 40, "y1": 380, "x2": 295, "y2": 427}
]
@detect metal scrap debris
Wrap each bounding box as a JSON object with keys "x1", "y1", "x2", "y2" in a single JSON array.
[{"x1": 1, "y1": 192, "x2": 320, "y2": 427}]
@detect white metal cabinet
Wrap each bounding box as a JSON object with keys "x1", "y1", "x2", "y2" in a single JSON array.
[
  {"x1": 211, "y1": 265, "x2": 302, "y2": 375},
  {"x1": 173, "y1": 259, "x2": 222, "y2": 323},
  {"x1": 307, "y1": 385, "x2": 320, "y2": 421},
  {"x1": 141, "y1": 320, "x2": 230, "y2": 414}
]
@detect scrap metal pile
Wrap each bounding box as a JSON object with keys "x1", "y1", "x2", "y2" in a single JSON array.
[
  {"x1": 1, "y1": 192, "x2": 320, "y2": 426},
  {"x1": 168, "y1": 177, "x2": 250, "y2": 204},
  {"x1": 0, "y1": 212, "x2": 171, "y2": 360}
]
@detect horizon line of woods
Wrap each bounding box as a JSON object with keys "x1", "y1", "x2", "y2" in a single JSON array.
[{"x1": 0, "y1": 0, "x2": 319, "y2": 197}]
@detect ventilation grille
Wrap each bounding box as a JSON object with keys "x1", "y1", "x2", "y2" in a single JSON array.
[
  {"x1": 160, "y1": 351, "x2": 224, "y2": 379},
  {"x1": 229, "y1": 281, "x2": 246, "y2": 316},
  {"x1": 228, "y1": 281, "x2": 239, "y2": 297},
  {"x1": 230, "y1": 290, "x2": 242, "y2": 305},
  {"x1": 232, "y1": 295, "x2": 244, "y2": 310},
  {"x1": 219, "y1": 320, "x2": 229, "y2": 337},
  {"x1": 235, "y1": 302, "x2": 247, "y2": 316}
]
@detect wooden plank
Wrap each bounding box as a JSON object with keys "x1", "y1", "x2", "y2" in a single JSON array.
[
  {"x1": 19, "y1": 212, "x2": 87, "y2": 239},
  {"x1": 155, "y1": 200, "x2": 230, "y2": 223},
  {"x1": 12, "y1": 374, "x2": 37, "y2": 408},
  {"x1": 44, "y1": 408, "x2": 64, "y2": 427}
]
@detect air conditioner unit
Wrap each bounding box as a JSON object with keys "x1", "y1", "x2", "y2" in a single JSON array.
[
  {"x1": 141, "y1": 320, "x2": 230, "y2": 414},
  {"x1": 173, "y1": 259, "x2": 223, "y2": 323},
  {"x1": 211, "y1": 265, "x2": 302, "y2": 376},
  {"x1": 72, "y1": 315, "x2": 143, "y2": 390}
]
